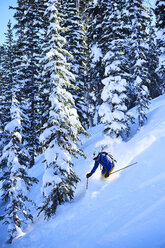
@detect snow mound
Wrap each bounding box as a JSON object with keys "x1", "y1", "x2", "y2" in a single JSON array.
[{"x1": 1, "y1": 94, "x2": 165, "y2": 248}]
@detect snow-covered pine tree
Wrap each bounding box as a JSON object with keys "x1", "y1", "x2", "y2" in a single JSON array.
[
  {"x1": 127, "y1": 0, "x2": 151, "y2": 127},
  {"x1": 155, "y1": 0, "x2": 165, "y2": 93},
  {"x1": 86, "y1": 0, "x2": 103, "y2": 127},
  {"x1": 0, "y1": 45, "x2": 5, "y2": 83},
  {"x1": 0, "y1": 21, "x2": 15, "y2": 198},
  {"x1": 0, "y1": 46, "x2": 3, "y2": 141},
  {"x1": 61, "y1": 0, "x2": 88, "y2": 128},
  {"x1": 3, "y1": 20, "x2": 14, "y2": 84},
  {"x1": 11, "y1": 0, "x2": 29, "y2": 137},
  {"x1": 0, "y1": 45, "x2": 7, "y2": 155},
  {"x1": 0, "y1": 45, "x2": 6, "y2": 85},
  {"x1": 0, "y1": 7, "x2": 38, "y2": 242},
  {"x1": 148, "y1": 9, "x2": 162, "y2": 99},
  {"x1": 38, "y1": 0, "x2": 86, "y2": 219},
  {"x1": 0, "y1": 21, "x2": 14, "y2": 130},
  {"x1": 11, "y1": 0, "x2": 42, "y2": 167},
  {"x1": 0, "y1": 96, "x2": 38, "y2": 243},
  {"x1": 19, "y1": 0, "x2": 41, "y2": 167},
  {"x1": 35, "y1": 0, "x2": 50, "y2": 142},
  {"x1": 99, "y1": 0, "x2": 132, "y2": 138}
]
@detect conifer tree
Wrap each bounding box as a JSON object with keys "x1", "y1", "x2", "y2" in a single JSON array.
[
  {"x1": 35, "y1": 0, "x2": 50, "y2": 138},
  {"x1": 148, "y1": 10, "x2": 162, "y2": 99},
  {"x1": 38, "y1": 0, "x2": 86, "y2": 219},
  {"x1": 99, "y1": 0, "x2": 132, "y2": 138},
  {"x1": 0, "y1": 45, "x2": 6, "y2": 154},
  {"x1": 86, "y1": 0, "x2": 103, "y2": 127},
  {"x1": 155, "y1": 0, "x2": 165, "y2": 93},
  {"x1": 0, "y1": 45, "x2": 5, "y2": 84},
  {"x1": 0, "y1": 21, "x2": 15, "y2": 198},
  {"x1": 0, "y1": 96, "x2": 38, "y2": 243},
  {"x1": 3, "y1": 20, "x2": 14, "y2": 85},
  {"x1": 0, "y1": 21, "x2": 17, "y2": 154},
  {"x1": 1, "y1": 21, "x2": 14, "y2": 129},
  {"x1": 0, "y1": 2, "x2": 38, "y2": 242},
  {"x1": 20, "y1": 0, "x2": 41, "y2": 166},
  {"x1": 127, "y1": 0, "x2": 151, "y2": 127},
  {"x1": 61, "y1": 0, "x2": 88, "y2": 128},
  {"x1": 10, "y1": 0, "x2": 41, "y2": 167}
]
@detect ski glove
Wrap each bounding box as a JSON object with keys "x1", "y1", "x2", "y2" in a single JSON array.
[{"x1": 86, "y1": 172, "x2": 92, "y2": 178}]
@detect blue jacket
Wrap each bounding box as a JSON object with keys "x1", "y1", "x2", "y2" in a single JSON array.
[{"x1": 90, "y1": 152, "x2": 113, "y2": 174}]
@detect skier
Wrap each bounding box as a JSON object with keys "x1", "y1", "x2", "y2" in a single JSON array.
[{"x1": 86, "y1": 152, "x2": 115, "y2": 179}]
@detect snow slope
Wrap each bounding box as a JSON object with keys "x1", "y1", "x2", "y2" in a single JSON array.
[{"x1": 1, "y1": 94, "x2": 165, "y2": 248}]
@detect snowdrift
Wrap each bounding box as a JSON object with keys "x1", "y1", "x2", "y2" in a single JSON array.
[{"x1": 0, "y1": 94, "x2": 165, "y2": 248}]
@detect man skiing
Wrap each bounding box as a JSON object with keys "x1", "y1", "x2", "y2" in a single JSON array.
[{"x1": 86, "y1": 152, "x2": 115, "y2": 179}]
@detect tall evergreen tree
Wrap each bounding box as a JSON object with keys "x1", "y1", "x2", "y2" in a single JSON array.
[
  {"x1": 35, "y1": 0, "x2": 50, "y2": 141},
  {"x1": 61, "y1": 0, "x2": 88, "y2": 128},
  {"x1": 0, "y1": 45, "x2": 5, "y2": 84},
  {"x1": 155, "y1": 0, "x2": 165, "y2": 93},
  {"x1": 3, "y1": 20, "x2": 14, "y2": 86},
  {"x1": 0, "y1": 21, "x2": 15, "y2": 199},
  {"x1": 147, "y1": 10, "x2": 162, "y2": 99},
  {"x1": 0, "y1": 45, "x2": 6, "y2": 154},
  {"x1": 38, "y1": 0, "x2": 86, "y2": 219},
  {"x1": 11, "y1": 0, "x2": 41, "y2": 167},
  {"x1": 127, "y1": 0, "x2": 151, "y2": 127},
  {"x1": 0, "y1": 96, "x2": 38, "y2": 243},
  {"x1": 0, "y1": 2, "x2": 38, "y2": 242},
  {"x1": 20, "y1": 0, "x2": 41, "y2": 166},
  {"x1": 99, "y1": 0, "x2": 132, "y2": 138},
  {"x1": 86, "y1": 0, "x2": 103, "y2": 127},
  {"x1": 0, "y1": 21, "x2": 14, "y2": 130}
]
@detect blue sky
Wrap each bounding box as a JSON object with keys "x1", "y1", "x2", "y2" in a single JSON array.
[{"x1": 0, "y1": 0, "x2": 16, "y2": 45}]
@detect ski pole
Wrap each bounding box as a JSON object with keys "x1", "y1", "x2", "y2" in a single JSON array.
[
  {"x1": 86, "y1": 177, "x2": 89, "y2": 189},
  {"x1": 111, "y1": 162, "x2": 138, "y2": 175}
]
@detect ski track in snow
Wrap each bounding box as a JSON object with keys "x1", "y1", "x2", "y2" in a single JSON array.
[
  {"x1": 139, "y1": 172, "x2": 165, "y2": 189},
  {"x1": 122, "y1": 195, "x2": 165, "y2": 230}
]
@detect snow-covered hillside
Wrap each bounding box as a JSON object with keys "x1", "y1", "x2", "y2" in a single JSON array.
[{"x1": 1, "y1": 94, "x2": 165, "y2": 248}]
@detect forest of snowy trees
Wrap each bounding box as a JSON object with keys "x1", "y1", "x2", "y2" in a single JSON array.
[{"x1": 0, "y1": 0, "x2": 164, "y2": 243}]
